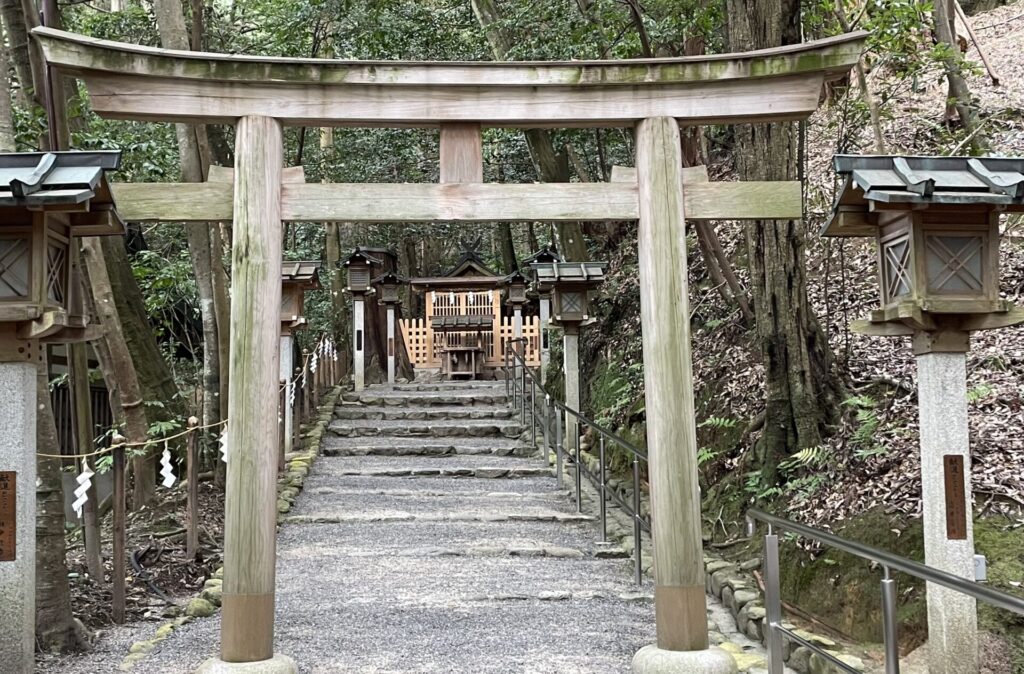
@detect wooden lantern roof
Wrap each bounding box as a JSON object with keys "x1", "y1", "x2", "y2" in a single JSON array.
[
  {"x1": 280, "y1": 260, "x2": 321, "y2": 290},
  {"x1": 0, "y1": 150, "x2": 124, "y2": 235},
  {"x1": 823, "y1": 155, "x2": 1024, "y2": 237},
  {"x1": 372, "y1": 271, "x2": 405, "y2": 285},
  {"x1": 530, "y1": 262, "x2": 608, "y2": 286}
]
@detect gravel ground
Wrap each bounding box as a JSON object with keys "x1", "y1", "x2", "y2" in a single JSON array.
[{"x1": 38, "y1": 381, "x2": 774, "y2": 673}]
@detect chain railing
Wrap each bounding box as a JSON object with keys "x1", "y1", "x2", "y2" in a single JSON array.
[
  {"x1": 746, "y1": 508, "x2": 1024, "y2": 674},
  {"x1": 504, "y1": 338, "x2": 650, "y2": 585}
]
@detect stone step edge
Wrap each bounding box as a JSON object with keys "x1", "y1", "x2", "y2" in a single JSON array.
[
  {"x1": 321, "y1": 446, "x2": 531, "y2": 457},
  {"x1": 287, "y1": 545, "x2": 628, "y2": 560},
  {"x1": 316, "y1": 467, "x2": 552, "y2": 478},
  {"x1": 281, "y1": 511, "x2": 596, "y2": 524}
]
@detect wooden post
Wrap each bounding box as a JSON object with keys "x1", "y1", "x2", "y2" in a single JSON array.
[
  {"x1": 185, "y1": 417, "x2": 199, "y2": 560},
  {"x1": 112, "y1": 434, "x2": 126, "y2": 625},
  {"x1": 387, "y1": 306, "x2": 396, "y2": 385},
  {"x1": 915, "y1": 339, "x2": 978, "y2": 674},
  {"x1": 353, "y1": 298, "x2": 365, "y2": 391},
  {"x1": 278, "y1": 385, "x2": 286, "y2": 473},
  {"x1": 69, "y1": 341, "x2": 103, "y2": 580},
  {"x1": 635, "y1": 116, "x2": 708, "y2": 653},
  {"x1": 291, "y1": 366, "x2": 301, "y2": 452},
  {"x1": 218, "y1": 114, "x2": 288, "y2": 666}
]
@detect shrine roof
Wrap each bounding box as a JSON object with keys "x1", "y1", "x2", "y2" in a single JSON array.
[{"x1": 824, "y1": 155, "x2": 1024, "y2": 237}]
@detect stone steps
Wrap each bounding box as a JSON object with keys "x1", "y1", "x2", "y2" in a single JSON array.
[
  {"x1": 341, "y1": 391, "x2": 508, "y2": 407},
  {"x1": 281, "y1": 510, "x2": 595, "y2": 525},
  {"x1": 386, "y1": 381, "x2": 508, "y2": 392},
  {"x1": 333, "y1": 405, "x2": 515, "y2": 421},
  {"x1": 327, "y1": 418, "x2": 522, "y2": 439},
  {"x1": 321, "y1": 435, "x2": 531, "y2": 457}
]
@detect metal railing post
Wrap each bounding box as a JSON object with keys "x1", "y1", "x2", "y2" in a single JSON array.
[
  {"x1": 574, "y1": 420, "x2": 583, "y2": 512},
  {"x1": 599, "y1": 436, "x2": 607, "y2": 542},
  {"x1": 520, "y1": 359, "x2": 527, "y2": 425},
  {"x1": 764, "y1": 528, "x2": 784, "y2": 674},
  {"x1": 555, "y1": 404, "x2": 564, "y2": 489},
  {"x1": 529, "y1": 381, "x2": 537, "y2": 453},
  {"x1": 882, "y1": 568, "x2": 900, "y2": 674},
  {"x1": 632, "y1": 457, "x2": 642, "y2": 586},
  {"x1": 504, "y1": 344, "x2": 510, "y2": 399},
  {"x1": 542, "y1": 395, "x2": 551, "y2": 462}
]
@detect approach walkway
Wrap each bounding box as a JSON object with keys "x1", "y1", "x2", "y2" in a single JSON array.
[{"x1": 43, "y1": 380, "x2": 778, "y2": 673}]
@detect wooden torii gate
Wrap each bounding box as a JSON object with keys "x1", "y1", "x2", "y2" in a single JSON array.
[{"x1": 34, "y1": 27, "x2": 866, "y2": 674}]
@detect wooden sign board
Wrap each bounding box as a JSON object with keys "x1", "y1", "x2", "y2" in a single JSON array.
[
  {"x1": 943, "y1": 455, "x2": 968, "y2": 540},
  {"x1": 0, "y1": 471, "x2": 15, "y2": 561}
]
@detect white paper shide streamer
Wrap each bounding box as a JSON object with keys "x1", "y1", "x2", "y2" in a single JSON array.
[
  {"x1": 310, "y1": 352, "x2": 319, "y2": 374},
  {"x1": 219, "y1": 425, "x2": 229, "y2": 463},
  {"x1": 160, "y1": 441, "x2": 176, "y2": 488},
  {"x1": 72, "y1": 464, "x2": 94, "y2": 518}
]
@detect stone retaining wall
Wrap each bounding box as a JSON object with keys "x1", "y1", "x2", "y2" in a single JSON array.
[{"x1": 565, "y1": 439, "x2": 868, "y2": 674}]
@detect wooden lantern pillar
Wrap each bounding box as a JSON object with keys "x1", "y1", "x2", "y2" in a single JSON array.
[
  {"x1": 823, "y1": 154, "x2": 1024, "y2": 674},
  {"x1": 374, "y1": 272, "x2": 404, "y2": 385},
  {"x1": 342, "y1": 248, "x2": 379, "y2": 392},
  {"x1": 523, "y1": 247, "x2": 561, "y2": 383},
  {"x1": 280, "y1": 261, "x2": 320, "y2": 457},
  {"x1": 530, "y1": 260, "x2": 607, "y2": 452},
  {"x1": 0, "y1": 150, "x2": 124, "y2": 673}
]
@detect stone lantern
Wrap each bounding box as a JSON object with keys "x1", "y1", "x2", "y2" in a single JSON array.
[
  {"x1": 0, "y1": 150, "x2": 123, "y2": 672},
  {"x1": 373, "y1": 271, "x2": 404, "y2": 385},
  {"x1": 521, "y1": 247, "x2": 561, "y2": 380},
  {"x1": 279, "y1": 260, "x2": 320, "y2": 455},
  {"x1": 529, "y1": 261, "x2": 607, "y2": 450},
  {"x1": 823, "y1": 154, "x2": 1024, "y2": 674},
  {"x1": 341, "y1": 248, "x2": 383, "y2": 391}
]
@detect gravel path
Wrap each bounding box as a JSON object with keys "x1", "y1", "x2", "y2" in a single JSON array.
[{"x1": 38, "y1": 381, "x2": 780, "y2": 673}]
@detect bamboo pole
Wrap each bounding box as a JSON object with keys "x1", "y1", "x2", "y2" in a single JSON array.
[
  {"x1": 219, "y1": 114, "x2": 285, "y2": 664},
  {"x1": 635, "y1": 116, "x2": 707, "y2": 652}
]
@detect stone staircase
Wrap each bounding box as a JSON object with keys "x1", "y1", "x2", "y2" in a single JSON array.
[{"x1": 275, "y1": 380, "x2": 656, "y2": 671}]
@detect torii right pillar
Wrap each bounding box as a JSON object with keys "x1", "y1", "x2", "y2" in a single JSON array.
[{"x1": 631, "y1": 116, "x2": 735, "y2": 673}]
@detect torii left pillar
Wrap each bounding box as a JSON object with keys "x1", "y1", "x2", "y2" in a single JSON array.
[
  {"x1": 199, "y1": 115, "x2": 297, "y2": 673},
  {"x1": 0, "y1": 329, "x2": 38, "y2": 674}
]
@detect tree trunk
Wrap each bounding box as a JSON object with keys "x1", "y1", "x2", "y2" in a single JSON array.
[
  {"x1": 727, "y1": 0, "x2": 842, "y2": 487},
  {"x1": 0, "y1": 33, "x2": 14, "y2": 151},
  {"x1": 470, "y1": 0, "x2": 589, "y2": 262},
  {"x1": 83, "y1": 238, "x2": 154, "y2": 508},
  {"x1": 498, "y1": 223, "x2": 518, "y2": 273},
  {"x1": 933, "y1": 0, "x2": 984, "y2": 151},
  {"x1": 0, "y1": 0, "x2": 43, "y2": 104},
  {"x1": 100, "y1": 236, "x2": 181, "y2": 410},
  {"x1": 35, "y1": 365, "x2": 89, "y2": 652},
  {"x1": 153, "y1": 0, "x2": 223, "y2": 442}
]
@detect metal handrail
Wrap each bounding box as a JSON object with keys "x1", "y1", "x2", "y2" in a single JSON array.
[
  {"x1": 747, "y1": 508, "x2": 1024, "y2": 674},
  {"x1": 503, "y1": 340, "x2": 651, "y2": 585}
]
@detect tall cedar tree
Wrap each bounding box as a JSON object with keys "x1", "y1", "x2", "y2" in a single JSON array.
[{"x1": 726, "y1": 0, "x2": 843, "y2": 487}]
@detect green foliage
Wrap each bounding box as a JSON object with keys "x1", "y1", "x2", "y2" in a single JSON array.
[
  {"x1": 698, "y1": 416, "x2": 738, "y2": 430},
  {"x1": 842, "y1": 394, "x2": 887, "y2": 460},
  {"x1": 967, "y1": 383, "x2": 994, "y2": 404}
]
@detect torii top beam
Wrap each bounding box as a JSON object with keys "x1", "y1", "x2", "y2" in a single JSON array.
[{"x1": 33, "y1": 27, "x2": 865, "y2": 128}]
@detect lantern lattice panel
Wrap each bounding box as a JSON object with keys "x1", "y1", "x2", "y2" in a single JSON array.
[
  {"x1": 881, "y1": 234, "x2": 912, "y2": 303},
  {"x1": 561, "y1": 291, "x2": 584, "y2": 314},
  {"x1": 46, "y1": 242, "x2": 67, "y2": 304},
  {"x1": 0, "y1": 236, "x2": 31, "y2": 299},
  {"x1": 925, "y1": 234, "x2": 984, "y2": 294}
]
